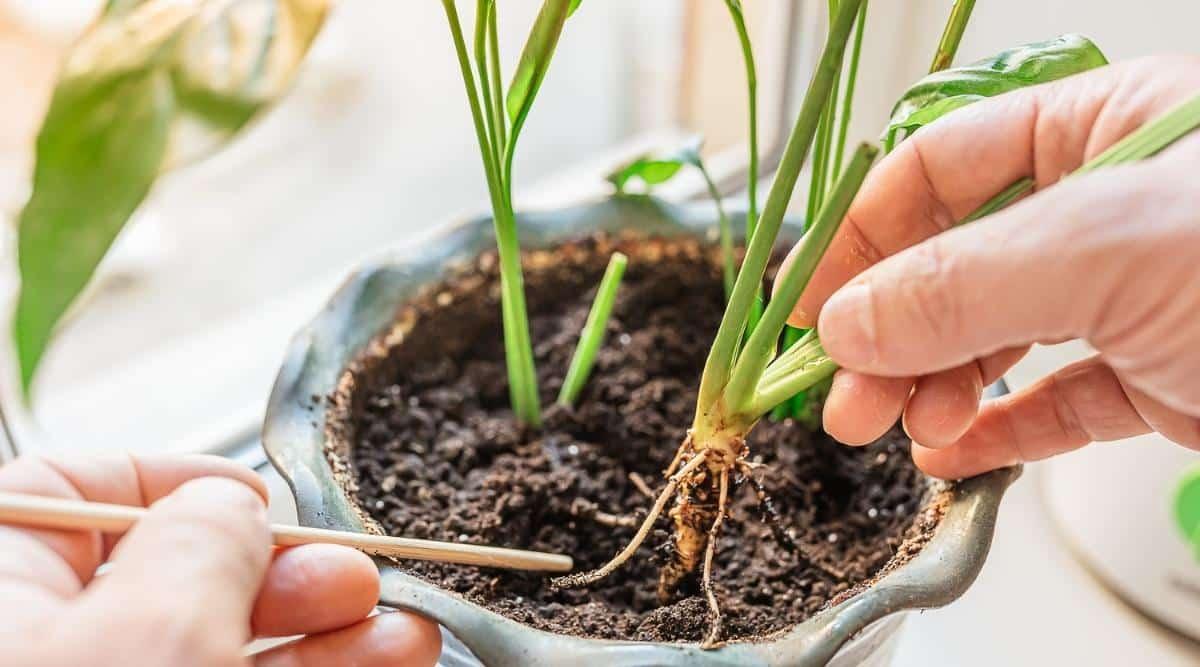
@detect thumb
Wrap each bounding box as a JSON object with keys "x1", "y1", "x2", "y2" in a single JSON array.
[
  {"x1": 817, "y1": 161, "x2": 1199, "y2": 410},
  {"x1": 76, "y1": 477, "x2": 271, "y2": 665}
]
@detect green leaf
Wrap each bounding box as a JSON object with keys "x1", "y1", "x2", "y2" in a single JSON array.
[
  {"x1": 885, "y1": 34, "x2": 1108, "y2": 151},
  {"x1": 568, "y1": 0, "x2": 584, "y2": 16},
  {"x1": 14, "y1": 0, "x2": 329, "y2": 395},
  {"x1": 606, "y1": 138, "x2": 703, "y2": 193},
  {"x1": 506, "y1": 0, "x2": 572, "y2": 123},
  {"x1": 884, "y1": 94, "x2": 984, "y2": 150}
]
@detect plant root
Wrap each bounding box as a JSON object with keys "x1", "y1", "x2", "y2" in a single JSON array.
[
  {"x1": 628, "y1": 471, "x2": 655, "y2": 499},
  {"x1": 663, "y1": 431, "x2": 693, "y2": 477},
  {"x1": 657, "y1": 436, "x2": 746, "y2": 603},
  {"x1": 700, "y1": 468, "x2": 730, "y2": 649},
  {"x1": 738, "y1": 461, "x2": 796, "y2": 551},
  {"x1": 550, "y1": 451, "x2": 709, "y2": 590}
]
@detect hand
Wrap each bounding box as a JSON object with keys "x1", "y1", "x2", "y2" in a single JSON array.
[
  {"x1": 785, "y1": 55, "x2": 1200, "y2": 479},
  {"x1": 0, "y1": 454, "x2": 441, "y2": 666}
]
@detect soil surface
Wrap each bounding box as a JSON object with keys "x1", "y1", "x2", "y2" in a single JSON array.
[{"x1": 332, "y1": 234, "x2": 941, "y2": 644}]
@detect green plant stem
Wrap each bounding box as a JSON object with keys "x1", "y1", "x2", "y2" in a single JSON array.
[
  {"x1": 723, "y1": 0, "x2": 764, "y2": 337},
  {"x1": 442, "y1": 0, "x2": 540, "y2": 424},
  {"x1": 769, "y1": 325, "x2": 806, "y2": 419},
  {"x1": 724, "y1": 142, "x2": 876, "y2": 414},
  {"x1": 832, "y1": 0, "x2": 867, "y2": 177},
  {"x1": 557, "y1": 252, "x2": 628, "y2": 406},
  {"x1": 475, "y1": 0, "x2": 501, "y2": 168},
  {"x1": 698, "y1": 168, "x2": 737, "y2": 300},
  {"x1": 929, "y1": 0, "x2": 977, "y2": 73},
  {"x1": 487, "y1": 5, "x2": 506, "y2": 153},
  {"x1": 751, "y1": 337, "x2": 837, "y2": 415},
  {"x1": 695, "y1": 0, "x2": 864, "y2": 414}
]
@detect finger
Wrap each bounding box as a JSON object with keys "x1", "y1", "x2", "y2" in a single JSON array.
[
  {"x1": 76, "y1": 477, "x2": 271, "y2": 664},
  {"x1": 815, "y1": 153, "x2": 1191, "y2": 380},
  {"x1": 903, "y1": 363, "x2": 984, "y2": 450},
  {"x1": 822, "y1": 370, "x2": 912, "y2": 446},
  {"x1": 790, "y1": 55, "x2": 1200, "y2": 327},
  {"x1": 913, "y1": 356, "x2": 1151, "y2": 479},
  {"x1": 1116, "y1": 375, "x2": 1200, "y2": 449},
  {"x1": 902, "y1": 347, "x2": 1028, "y2": 449},
  {"x1": 254, "y1": 611, "x2": 442, "y2": 667},
  {"x1": 252, "y1": 544, "x2": 380, "y2": 638},
  {"x1": 0, "y1": 454, "x2": 266, "y2": 592}
]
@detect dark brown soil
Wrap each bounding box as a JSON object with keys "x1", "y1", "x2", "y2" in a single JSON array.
[{"x1": 331, "y1": 234, "x2": 941, "y2": 644}]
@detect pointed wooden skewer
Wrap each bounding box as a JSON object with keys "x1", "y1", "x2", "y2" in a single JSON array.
[{"x1": 0, "y1": 491, "x2": 573, "y2": 573}]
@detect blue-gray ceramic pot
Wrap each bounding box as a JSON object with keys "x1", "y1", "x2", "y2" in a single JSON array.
[{"x1": 263, "y1": 197, "x2": 1019, "y2": 667}]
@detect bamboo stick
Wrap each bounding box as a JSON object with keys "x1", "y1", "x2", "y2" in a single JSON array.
[{"x1": 0, "y1": 491, "x2": 573, "y2": 573}]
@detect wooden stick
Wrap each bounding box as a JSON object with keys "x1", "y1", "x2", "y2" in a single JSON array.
[{"x1": 0, "y1": 491, "x2": 573, "y2": 573}]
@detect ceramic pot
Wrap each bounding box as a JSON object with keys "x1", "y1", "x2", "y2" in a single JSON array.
[{"x1": 263, "y1": 197, "x2": 1020, "y2": 666}]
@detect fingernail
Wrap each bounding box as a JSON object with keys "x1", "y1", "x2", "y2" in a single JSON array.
[{"x1": 819, "y1": 282, "x2": 877, "y2": 369}]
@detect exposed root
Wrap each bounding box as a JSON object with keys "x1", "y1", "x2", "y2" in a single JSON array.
[
  {"x1": 628, "y1": 472, "x2": 655, "y2": 500},
  {"x1": 551, "y1": 452, "x2": 708, "y2": 590},
  {"x1": 738, "y1": 461, "x2": 796, "y2": 551},
  {"x1": 700, "y1": 468, "x2": 730, "y2": 649},
  {"x1": 569, "y1": 498, "x2": 638, "y2": 528},
  {"x1": 663, "y1": 431, "x2": 693, "y2": 477},
  {"x1": 658, "y1": 436, "x2": 746, "y2": 602}
]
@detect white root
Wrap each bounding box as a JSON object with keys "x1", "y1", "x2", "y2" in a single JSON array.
[
  {"x1": 551, "y1": 451, "x2": 709, "y2": 589},
  {"x1": 701, "y1": 468, "x2": 730, "y2": 649}
]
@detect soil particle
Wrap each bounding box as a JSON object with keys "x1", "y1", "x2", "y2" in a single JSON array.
[{"x1": 332, "y1": 234, "x2": 942, "y2": 643}]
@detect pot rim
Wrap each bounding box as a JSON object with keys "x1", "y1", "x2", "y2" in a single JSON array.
[{"x1": 262, "y1": 196, "x2": 1020, "y2": 666}]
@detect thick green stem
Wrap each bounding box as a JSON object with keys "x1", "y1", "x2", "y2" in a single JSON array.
[
  {"x1": 695, "y1": 0, "x2": 864, "y2": 415},
  {"x1": 724, "y1": 143, "x2": 876, "y2": 414},
  {"x1": 557, "y1": 252, "x2": 628, "y2": 406},
  {"x1": 442, "y1": 0, "x2": 540, "y2": 424},
  {"x1": 929, "y1": 0, "x2": 977, "y2": 73}
]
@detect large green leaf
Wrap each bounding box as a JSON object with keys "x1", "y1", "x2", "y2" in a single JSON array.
[
  {"x1": 885, "y1": 34, "x2": 1108, "y2": 151},
  {"x1": 14, "y1": 0, "x2": 329, "y2": 394},
  {"x1": 505, "y1": 0, "x2": 571, "y2": 124}
]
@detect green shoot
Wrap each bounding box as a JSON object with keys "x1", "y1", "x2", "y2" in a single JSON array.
[
  {"x1": 695, "y1": 0, "x2": 865, "y2": 416},
  {"x1": 557, "y1": 252, "x2": 628, "y2": 407},
  {"x1": 723, "y1": 0, "x2": 765, "y2": 333},
  {"x1": 722, "y1": 143, "x2": 877, "y2": 419},
  {"x1": 781, "y1": 0, "x2": 867, "y2": 419},
  {"x1": 441, "y1": 0, "x2": 576, "y2": 424},
  {"x1": 929, "y1": 0, "x2": 977, "y2": 73},
  {"x1": 832, "y1": 0, "x2": 868, "y2": 177}
]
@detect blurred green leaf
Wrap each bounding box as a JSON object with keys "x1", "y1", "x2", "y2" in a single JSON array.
[
  {"x1": 606, "y1": 138, "x2": 704, "y2": 193},
  {"x1": 14, "y1": 0, "x2": 329, "y2": 395},
  {"x1": 506, "y1": 0, "x2": 571, "y2": 124},
  {"x1": 568, "y1": 0, "x2": 583, "y2": 16},
  {"x1": 885, "y1": 34, "x2": 1107, "y2": 151}
]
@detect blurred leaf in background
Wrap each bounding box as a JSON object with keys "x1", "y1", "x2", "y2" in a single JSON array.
[
  {"x1": 14, "y1": 0, "x2": 329, "y2": 395},
  {"x1": 885, "y1": 34, "x2": 1108, "y2": 151}
]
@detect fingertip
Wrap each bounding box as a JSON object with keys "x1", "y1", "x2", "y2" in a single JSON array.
[
  {"x1": 911, "y1": 443, "x2": 961, "y2": 480},
  {"x1": 822, "y1": 370, "x2": 911, "y2": 446},
  {"x1": 253, "y1": 544, "x2": 380, "y2": 637},
  {"x1": 371, "y1": 612, "x2": 443, "y2": 667},
  {"x1": 902, "y1": 366, "x2": 983, "y2": 450}
]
